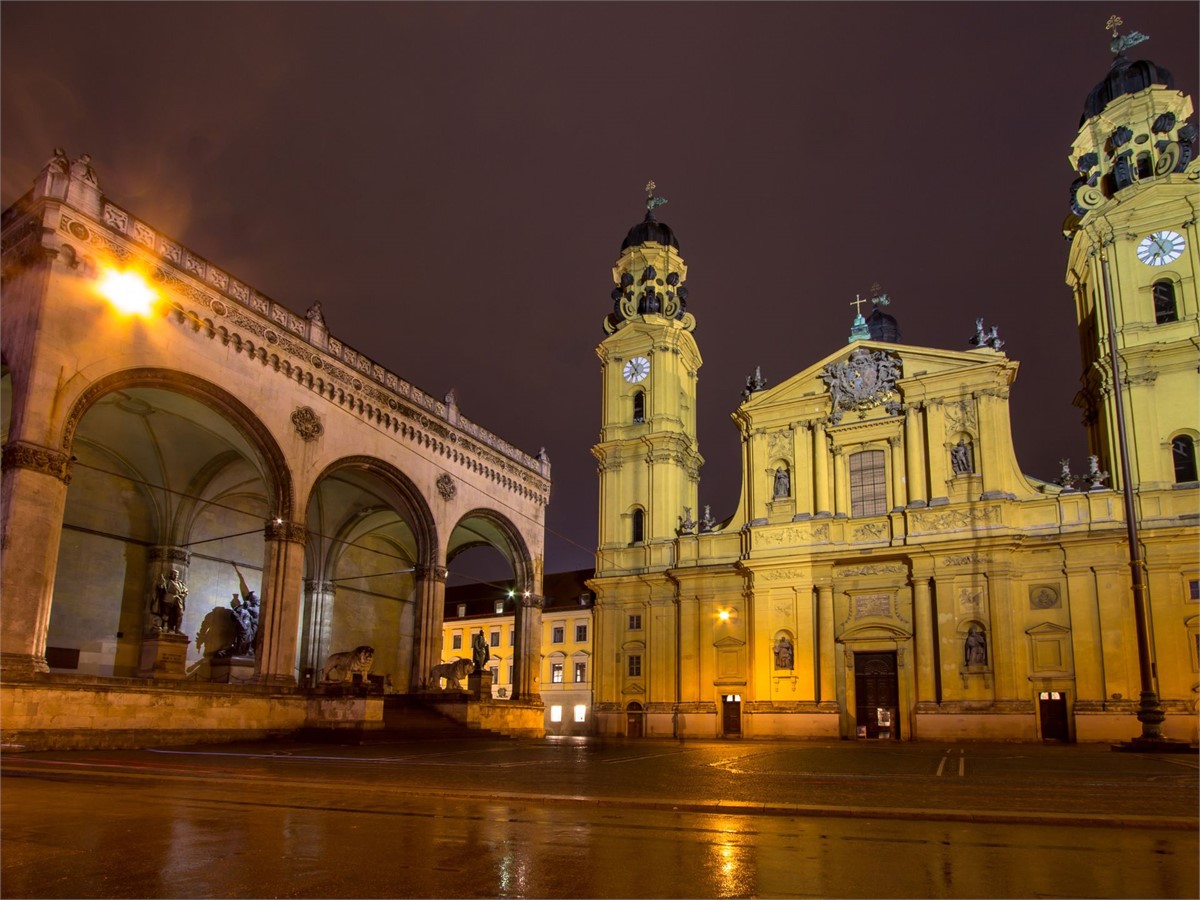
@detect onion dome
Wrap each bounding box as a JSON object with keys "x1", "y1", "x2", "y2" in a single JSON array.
[
  {"x1": 1080, "y1": 54, "x2": 1174, "y2": 125},
  {"x1": 621, "y1": 209, "x2": 680, "y2": 252},
  {"x1": 867, "y1": 306, "x2": 902, "y2": 343}
]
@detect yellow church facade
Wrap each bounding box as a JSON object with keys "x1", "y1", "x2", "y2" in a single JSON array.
[{"x1": 589, "y1": 40, "x2": 1199, "y2": 744}]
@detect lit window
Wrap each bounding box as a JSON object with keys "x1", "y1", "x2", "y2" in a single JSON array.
[
  {"x1": 574, "y1": 662, "x2": 587, "y2": 683},
  {"x1": 627, "y1": 654, "x2": 642, "y2": 677},
  {"x1": 552, "y1": 663, "x2": 564, "y2": 683},
  {"x1": 457, "y1": 604, "x2": 466, "y2": 617},
  {"x1": 850, "y1": 450, "x2": 887, "y2": 517},
  {"x1": 552, "y1": 626, "x2": 564, "y2": 643},
  {"x1": 574, "y1": 704, "x2": 587, "y2": 723},
  {"x1": 575, "y1": 624, "x2": 588, "y2": 642},
  {"x1": 632, "y1": 509, "x2": 644, "y2": 543},
  {"x1": 1172, "y1": 435, "x2": 1197, "y2": 483},
  {"x1": 628, "y1": 614, "x2": 642, "y2": 631},
  {"x1": 494, "y1": 600, "x2": 504, "y2": 614},
  {"x1": 451, "y1": 634, "x2": 462, "y2": 650},
  {"x1": 550, "y1": 705, "x2": 563, "y2": 723},
  {"x1": 1154, "y1": 281, "x2": 1178, "y2": 324},
  {"x1": 489, "y1": 630, "x2": 500, "y2": 648}
]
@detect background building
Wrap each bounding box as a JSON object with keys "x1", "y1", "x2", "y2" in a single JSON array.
[{"x1": 589, "y1": 37, "x2": 1198, "y2": 743}]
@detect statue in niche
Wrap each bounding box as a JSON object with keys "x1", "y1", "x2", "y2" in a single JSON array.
[
  {"x1": 951, "y1": 439, "x2": 973, "y2": 475},
  {"x1": 964, "y1": 626, "x2": 988, "y2": 667},
  {"x1": 153, "y1": 569, "x2": 189, "y2": 634},
  {"x1": 471, "y1": 630, "x2": 491, "y2": 673},
  {"x1": 774, "y1": 636, "x2": 794, "y2": 670},
  {"x1": 773, "y1": 467, "x2": 790, "y2": 499}
]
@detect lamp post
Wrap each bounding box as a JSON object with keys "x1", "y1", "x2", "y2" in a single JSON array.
[{"x1": 1093, "y1": 230, "x2": 1166, "y2": 743}]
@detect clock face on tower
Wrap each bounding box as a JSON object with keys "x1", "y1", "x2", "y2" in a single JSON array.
[
  {"x1": 622, "y1": 356, "x2": 650, "y2": 383},
  {"x1": 1136, "y1": 230, "x2": 1185, "y2": 266}
]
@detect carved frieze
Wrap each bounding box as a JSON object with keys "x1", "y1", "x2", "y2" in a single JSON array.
[
  {"x1": 853, "y1": 593, "x2": 892, "y2": 619},
  {"x1": 756, "y1": 523, "x2": 831, "y2": 546},
  {"x1": 767, "y1": 429, "x2": 792, "y2": 462},
  {"x1": 852, "y1": 522, "x2": 888, "y2": 542},
  {"x1": 944, "y1": 399, "x2": 978, "y2": 437},
  {"x1": 943, "y1": 554, "x2": 981, "y2": 568},
  {"x1": 757, "y1": 568, "x2": 806, "y2": 582},
  {"x1": 1, "y1": 441, "x2": 73, "y2": 484},
  {"x1": 911, "y1": 506, "x2": 999, "y2": 532},
  {"x1": 837, "y1": 563, "x2": 907, "y2": 577}
]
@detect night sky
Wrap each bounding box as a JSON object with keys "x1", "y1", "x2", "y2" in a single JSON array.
[{"x1": 3, "y1": 3, "x2": 1197, "y2": 577}]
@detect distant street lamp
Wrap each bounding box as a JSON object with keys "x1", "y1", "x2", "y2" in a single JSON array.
[{"x1": 96, "y1": 267, "x2": 156, "y2": 315}]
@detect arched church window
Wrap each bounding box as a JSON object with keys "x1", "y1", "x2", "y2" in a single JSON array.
[
  {"x1": 1135, "y1": 152, "x2": 1153, "y2": 180},
  {"x1": 1153, "y1": 280, "x2": 1178, "y2": 324},
  {"x1": 632, "y1": 390, "x2": 645, "y2": 423},
  {"x1": 631, "y1": 508, "x2": 645, "y2": 543},
  {"x1": 1172, "y1": 435, "x2": 1198, "y2": 483},
  {"x1": 849, "y1": 450, "x2": 887, "y2": 517}
]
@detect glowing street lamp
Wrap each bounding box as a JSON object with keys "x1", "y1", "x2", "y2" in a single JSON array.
[{"x1": 96, "y1": 267, "x2": 156, "y2": 315}]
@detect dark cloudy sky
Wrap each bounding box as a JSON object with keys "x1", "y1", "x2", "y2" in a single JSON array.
[{"x1": 3, "y1": 3, "x2": 1197, "y2": 576}]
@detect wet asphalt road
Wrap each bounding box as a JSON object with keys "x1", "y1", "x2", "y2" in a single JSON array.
[{"x1": 2, "y1": 735, "x2": 1197, "y2": 898}]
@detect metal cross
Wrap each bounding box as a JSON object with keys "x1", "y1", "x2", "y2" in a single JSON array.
[{"x1": 850, "y1": 294, "x2": 868, "y2": 315}]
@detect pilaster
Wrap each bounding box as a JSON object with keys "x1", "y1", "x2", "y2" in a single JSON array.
[{"x1": 256, "y1": 518, "x2": 307, "y2": 684}]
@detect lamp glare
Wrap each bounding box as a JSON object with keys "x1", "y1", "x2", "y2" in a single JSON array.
[{"x1": 98, "y1": 268, "x2": 156, "y2": 315}]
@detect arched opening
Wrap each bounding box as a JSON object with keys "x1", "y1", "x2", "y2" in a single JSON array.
[
  {"x1": 445, "y1": 509, "x2": 534, "y2": 699},
  {"x1": 1135, "y1": 151, "x2": 1153, "y2": 180},
  {"x1": 632, "y1": 390, "x2": 645, "y2": 424},
  {"x1": 51, "y1": 382, "x2": 283, "y2": 679},
  {"x1": 304, "y1": 459, "x2": 435, "y2": 692},
  {"x1": 625, "y1": 700, "x2": 644, "y2": 738},
  {"x1": 631, "y1": 508, "x2": 645, "y2": 544},
  {"x1": 1154, "y1": 280, "x2": 1179, "y2": 324},
  {"x1": 1172, "y1": 435, "x2": 1198, "y2": 484}
]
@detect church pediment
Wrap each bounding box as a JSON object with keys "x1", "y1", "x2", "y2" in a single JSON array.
[{"x1": 741, "y1": 341, "x2": 1013, "y2": 417}]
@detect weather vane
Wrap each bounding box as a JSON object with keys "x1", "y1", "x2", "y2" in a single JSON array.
[
  {"x1": 1106, "y1": 15, "x2": 1149, "y2": 55},
  {"x1": 645, "y1": 180, "x2": 668, "y2": 213}
]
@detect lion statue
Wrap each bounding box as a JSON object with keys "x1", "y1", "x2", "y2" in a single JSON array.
[
  {"x1": 430, "y1": 657, "x2": 474, "y2": 691},
  {"x1": 322, "y1": 645, "x2": 375, "y2": 684}
]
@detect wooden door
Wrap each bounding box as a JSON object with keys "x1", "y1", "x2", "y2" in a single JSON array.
[{"x1": 854, "y1": 651, "x2": 899, "y2": 739}]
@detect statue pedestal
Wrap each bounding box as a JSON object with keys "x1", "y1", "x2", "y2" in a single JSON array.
[
  {"x1": 467, "y1": 670, "x2": 494, "y2": 700},
  {"x1": 211, "y1": 655, "x2": 256, "y2": 684},
  {"x1": 138, "y1": 632, "x2": 189, "y2": 679}
]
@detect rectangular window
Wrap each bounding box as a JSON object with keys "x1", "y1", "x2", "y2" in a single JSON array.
[
  {"x1": 628, "y1": 654, "x2": 642, "y2": 677},
  {"x1": 1190, "y1": 579, "x2": 1199, "y2": 601},
  {"x1": 628, "y1": 614, "x2": 642, "y2": 631},
  {"x1": 457, "y1": 604, "x2": 466, "y2": 618},
  {"x1": 550, "y1": 705, "x2": 563, "y2": 723},
  {"x1": 552, "y1": 625, "x2": 564, "y2": 643},
  {"x1": 489, "y1": 630, "x2": 500, "y2": 648},
  {"x1": 451, "y1": 633, "x2": 462, "y2": 650},
  {"x1": 574, "y1": 704, "x2": 587, "y2": 723},
  {"x1": 552, "y1": 663, "x2": 564, "y2": 683},
  {"x1": 574, "y1": 661, "x2": 587, "y2": 683},
  {"x1": 850, "y1": 449, "x2": 888, "y2": 518},
  {"x1": 509, "y1": 628, "x2": 515, "y2": 646},
  {"x1": 575, "y1": 624, "x2": 588, "y2": 642},
  {"x1": 494, "y1": 600, "x2": 504, "y2": 614},
  {"x1": 507, "y1": 663, "x2": 513, "y2": 683},
  {"x1": 489, "y1": 666, "x2": 498, "y2": 682}
]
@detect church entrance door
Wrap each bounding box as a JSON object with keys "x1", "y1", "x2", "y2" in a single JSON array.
[
  {"x1": 1038, "y1": 691, "x2": 1070, "y2": 741},
  {"x1": 626, "y1": 702, "x2": 643, "y2": 737},
  {"x1": 854, "y1": 651, "x2": 899, "y2": 740},
  {"x1": 722, "y1": 694, "x2": 742, "y2": 736}
]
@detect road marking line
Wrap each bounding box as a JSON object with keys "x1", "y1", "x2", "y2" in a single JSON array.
[
  {"x1": 958, "y1": 756, "x2": 965, "y2": 777},
  {"x1": 936, "y1": 750, "x2": 950, "y2": 777}
]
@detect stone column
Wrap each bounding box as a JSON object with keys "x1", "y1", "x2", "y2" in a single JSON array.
[
  {"x1": 911, "y1": 569, "x2": 937, "y2": 704},
  {"x1": 832, "y1": 447, "x2": 848, "y2": 517},
  {"x1": 813, "y1": 421, "x2": 831, "y2": 516},
  {"x1": 816, "y1": 581, "x2": 836, "y2": 704},
  {"x1": 512, "y1": 592, "x2": 544, "y2": 703},
  {"x1": 888, "y1": 435, "x2": 905, "y2": 511},
  {"x1": 302, "y1": 580, "x2": 336, "y2": 685},
  {"x1": 904, "y1": 405, "x2": 927, "y2": 506},
  {"x1": 0, "y1": 442, "x2": 73, "y2": 677},
  {"x1": 924, "y1": 400, "x2": 949, "y2": 504},
  {"x1": 411, "y1": 563, "x2": 448, "y2": 691},
  {"x1": 796, "y1": 422, "x2": 814, "y2": 515},
  {"x1": 256, "y1": 519, "x2": 307, "y2": 685}
]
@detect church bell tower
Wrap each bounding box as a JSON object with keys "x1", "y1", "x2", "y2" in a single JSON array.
[
  {"x1": 1064, "y1": 20, "x2": 1199, "y2": 489},
  {"x1": 593, "y1": 184, "x2": 702, "y2": 575}
]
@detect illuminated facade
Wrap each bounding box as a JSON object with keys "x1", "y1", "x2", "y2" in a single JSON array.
[
  {"x1": 589, "y1": 46, "x2": 1199, "y2": 743},
  {"x1": 0, "y1": 153, "x2": 550, "y2": 747}
]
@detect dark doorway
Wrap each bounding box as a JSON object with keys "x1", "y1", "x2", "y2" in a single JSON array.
[
  {"x1": 626, "y1": 702, "x2": 643, "y2": 737},
  {"x1": 722, "y1": 694, "x2": 742, "y2": 736},
  {"x1": 1039, "y1": 691, "x2": 1070, "y2": 741},
  {"x1": 854, "y1": 651, "x2": 899, "y2": 740}
]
